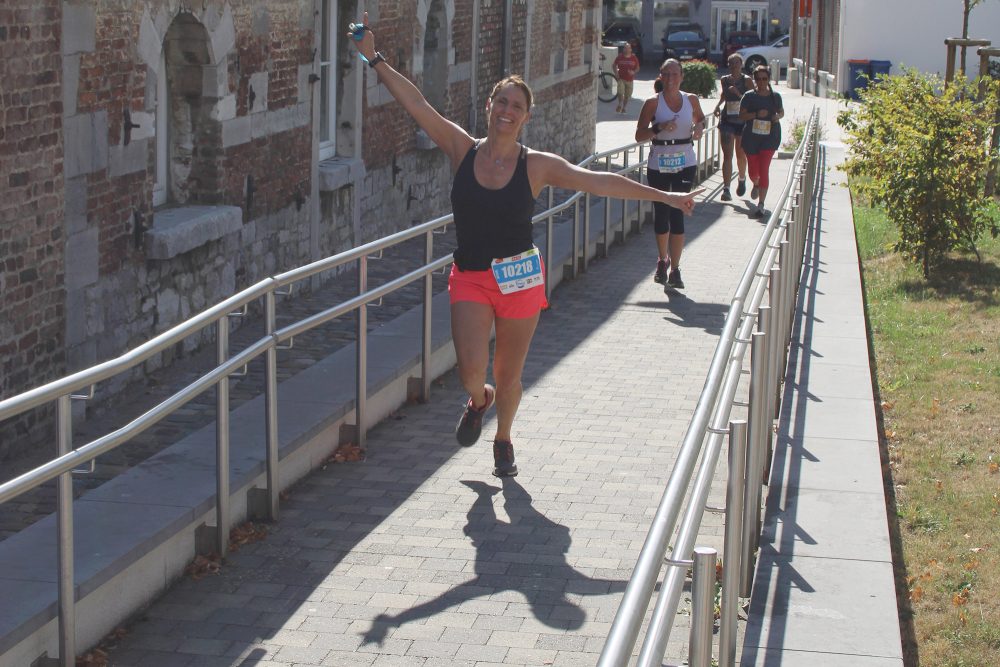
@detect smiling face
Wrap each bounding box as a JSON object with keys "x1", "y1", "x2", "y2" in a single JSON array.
[
  {"x1": 658, "y1": 60, "x2": 683, "y2": 93},
  {"x1": 487, "y1": 81, "x2": 531, "y2": 136}
]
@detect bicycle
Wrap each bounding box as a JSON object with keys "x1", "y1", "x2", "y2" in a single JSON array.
[{"x1": 597, "y1": 53, "x2": 619, "y2": 103}]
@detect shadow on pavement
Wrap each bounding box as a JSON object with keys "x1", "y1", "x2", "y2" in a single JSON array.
[{"x1": 360, "y1": 478, "x2": 627, "y2": 646}]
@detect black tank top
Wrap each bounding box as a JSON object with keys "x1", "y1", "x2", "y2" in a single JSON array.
[{"x1": 450, "y1": 141, "x2": 535, "y2": 271}]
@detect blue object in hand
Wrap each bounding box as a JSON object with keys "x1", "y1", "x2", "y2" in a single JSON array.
[{"x1": 348, "y1": 23, "x2": 368, "y2": 41}]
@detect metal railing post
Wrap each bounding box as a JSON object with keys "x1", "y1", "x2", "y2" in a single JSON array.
[
  {"x1": 216, "y1": 317, "x2": 230, "y2": 559},
  {"x1": 356, "y1": 255, "x2": 368, "y2": 448},
  {"x1": 719, "y1": 420, "x2": 747, "y2": 667},
  {"x1": 767, "y1": 266, "x2": 783, "y2": 420},
  {"x1": 546, "y1": 214, "x2": 555, "y2": 301},
  {"x1": 264, "y1": 292, "x2": 279, "y2": 521},
  {"x1": 421, "y1": 231, "x2": 434, "y2": 401},
  {"x1": 741, "y1": 327, "x2": 768, "y2": 596},
  {"x1": 603, "y1": 156, "x2": 612, "y2": 254},
  {"x1": 583, "y1": 192, "x2": 591, "y2": 272},
  {"x1": 572, "y1": 198, "x2": 580, "y2": 278},
  {"x1": 56, "y1": 394, "x2": 75, "y2": 667},
  {"x1": 689, "y1": 547, "x2": 718, "y2": 667},
  {"x1": 780, "y1": 238, "x2": 795, "y2": 371}
]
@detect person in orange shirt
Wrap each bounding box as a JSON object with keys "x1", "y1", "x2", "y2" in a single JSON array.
[{"x1": 613, "y1": 43, "x2": 641, "y2": 114}]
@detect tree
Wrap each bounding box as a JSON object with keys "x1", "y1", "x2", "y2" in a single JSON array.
[
  {"x1": 838, "y1": 69, "x2": 1000, "y2": 278},
  {"x1": 960, "y1": 0, "x2": 993, "y2": 72}
]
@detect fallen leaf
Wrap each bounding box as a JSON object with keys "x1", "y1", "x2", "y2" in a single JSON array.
[
  {"x1": 75, "y1": 648, "x2": 109, "y2": 667},
  {"x1": 989, "y1": 462, "x2": 999, "y2": 474},
  {"x1": 184, "y1": 553, "x2": 221, "y2": 580},
  {"x1": 910, "y1": 586, "x2": 923, "y2": 602},
  {"x1": 229, "y1": 522, "x2": 268, "y2": 551},
  {"x1": 326, "y1": 441, "x2": 366, "y2": 464}
]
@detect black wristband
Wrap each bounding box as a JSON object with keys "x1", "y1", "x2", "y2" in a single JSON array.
[{"x1": 367, "y1": 51, "x2": 386, "y2": 68}]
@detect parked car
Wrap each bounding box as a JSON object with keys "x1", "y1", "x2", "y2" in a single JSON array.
[
  {"x1": 722, "y1": 31, "x2": 762, "y2": 60},
  {"x1": 662, "y1": 28, "x2": 709, "y2": 62},
  {"x1": 737, "y1": 34, "x2": 790, "y2": 73},
  {"x1": 602, "y1": 20, "x2": 643, "y2": 62}
]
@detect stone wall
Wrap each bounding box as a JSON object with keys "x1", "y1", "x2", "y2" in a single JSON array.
[
  {"x1": 1, "y1": 0, "x2": 600, "y2": 464},
  {"x1": 0, "y1": 0, "x2": 66, "y2": 459}
]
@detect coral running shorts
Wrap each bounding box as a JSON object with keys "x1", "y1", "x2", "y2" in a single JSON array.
[{"x1": 448, "y1": 263, "x2": 548, "y2": 319}]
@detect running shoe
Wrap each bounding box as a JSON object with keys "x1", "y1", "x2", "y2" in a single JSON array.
[
  {"x1": 455, "y1": 384, "x2": 495, "y2": 446},
  {"x1": 653, "y1": 258, "x2": 669, "y2": 284},
  {"x1": 749, "y1": 205, "x2": 763, "y2": 218},
  {"x1": 492, "y1": 440, "x2": 518, "y2": 477},
  {"x1": 750, "y1": 185, "x2": 759, "y2": 199},
  {"x1": 667, "y1": 268, "x2": 685, "y2": 289},
  {"x1": 721, "y1": 188, "x2": 732, "y2": 202},
  {"x1": 736, "y1": 180, "x2": 747, "y2": 197}
]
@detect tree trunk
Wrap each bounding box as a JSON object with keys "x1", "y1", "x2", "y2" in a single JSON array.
[{"x1": 961, "y1": 0, "x2": 971, "y2": 74}]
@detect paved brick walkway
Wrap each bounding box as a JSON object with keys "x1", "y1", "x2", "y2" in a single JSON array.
[{"x1": 95, "y1": 151, "x2": 789, "y2": 666}]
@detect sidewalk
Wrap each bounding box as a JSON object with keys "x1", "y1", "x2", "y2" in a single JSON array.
[{"x1": 89, "y1": 98, "x2": 788, "y2": 667}]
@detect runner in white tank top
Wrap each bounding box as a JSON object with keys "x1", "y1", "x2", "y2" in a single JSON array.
[
  {"x1": 647, "y1": 92, "x2": 697, "y2": 172},
  {"x1": 635, "y1": 59, "x2": 706, "y2": 291}
]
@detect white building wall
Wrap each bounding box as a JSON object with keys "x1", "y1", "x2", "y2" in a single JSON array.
[{"x1": 838, "y1": 0, "x2": 1000, "y2": 92}]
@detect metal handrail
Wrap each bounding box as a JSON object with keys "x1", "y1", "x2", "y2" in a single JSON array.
[
  {"x1": 598, "y1": 107, "x2": 820, "y2": 667},
  {"x1": 0, "y1": 132, "x2": 721, "y2": 667}
]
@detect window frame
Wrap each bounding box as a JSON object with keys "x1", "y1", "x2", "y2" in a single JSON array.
[
  {"x1": 153, "y1": 49, "x2": 168, "y2": 207},
  {"x1": 319, "y1": 0, "x2": 338, "y2": 161}
]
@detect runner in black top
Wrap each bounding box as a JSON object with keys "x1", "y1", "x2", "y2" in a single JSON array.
[
  {"x1": 349, "y1": 14, "x2": 703, "y2": 477},
  {"x1": 712, "y1": 53, "x2": 752, "y2": 202},
  {"x1": 738, "y1": 65, "x2": 784, "y2": 217}
]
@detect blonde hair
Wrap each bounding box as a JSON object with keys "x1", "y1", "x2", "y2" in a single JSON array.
[
  {"x1": 727, "y1": 53, "x2": 744, "y2": 66},
  {"x1": 489, "y1": 75, "x2": 533, "y2": 109}
]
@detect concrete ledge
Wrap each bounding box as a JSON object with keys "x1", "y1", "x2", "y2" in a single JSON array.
[
  {"x1": 0, "y1": 186, "x2": 645, "y2": 664},
  {"x1": 318, "y1": 157, "x2": 366, "y2": 192},
  {"x1": 146, "y1": 205, "x2": 243, "y2": 260}
]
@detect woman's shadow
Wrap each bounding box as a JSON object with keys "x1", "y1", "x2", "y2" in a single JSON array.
[{"x1": 363, "y1": 477, "x2": 628, "y2": 645}]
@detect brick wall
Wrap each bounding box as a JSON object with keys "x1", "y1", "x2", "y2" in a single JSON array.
[
  {"x1": 0, "y1": 0, "x2": 66, "y2": 459},
  {"x1": 2, "y1": 0, "x2": 599, "y2": 464}
]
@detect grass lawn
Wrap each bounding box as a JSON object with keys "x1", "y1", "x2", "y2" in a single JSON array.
[{"x1": 853, "y1": 198, "x2": 1000, "y2": 667}]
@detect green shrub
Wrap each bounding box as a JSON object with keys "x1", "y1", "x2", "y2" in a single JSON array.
[
  {"x1": 680, "y1": 60, "x2": 716, "y2": 97},
  {"x1": 838, "y1": 69, "x2": 1000, "y2": 278},
  {"x1": 780, "y1": 115, "x2": 826, "y2": 151}
]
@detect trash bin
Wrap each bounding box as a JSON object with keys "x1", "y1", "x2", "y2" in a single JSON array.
[
  {"x1": 869, "y1": 59, "x2": 892, "y2": 82},
  {"x1": 847, "y1": 59, "x2": 870, "y2": 99}
]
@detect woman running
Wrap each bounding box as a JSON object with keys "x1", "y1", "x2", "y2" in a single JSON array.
[
  {"x1": 635, "y1": 59, "x2": 706, "y2": 290},
  {"x1": 712, "y1": 53, "x2": 752, "y2": 202},
  {"x1": 738, "y1": 65, "x2": 784, "y2": 217},
  {"x1": 349, "y1": 15, "x2": 703, "y2": 476}
]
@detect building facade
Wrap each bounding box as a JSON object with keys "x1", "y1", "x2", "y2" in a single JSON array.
[
  {"x1": 605, "y1": 0, "x2": 792, "y2": 61},
  {"x1": 790, "y1": 0, "x2": 1000, "y2": 96},
  {"x1": 0, "y1": 0, "x2": 601, "y2": 462}
]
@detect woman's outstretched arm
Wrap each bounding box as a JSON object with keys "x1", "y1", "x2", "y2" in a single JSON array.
[
  {"x1": 529, "y1": 152, "x2": 704, "y2": 215},
  {"x1": 347, "y1": 12, "x2": 472, "y2": 165}
]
